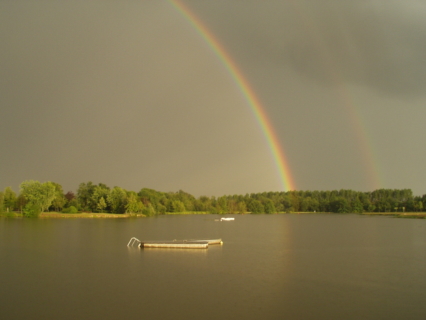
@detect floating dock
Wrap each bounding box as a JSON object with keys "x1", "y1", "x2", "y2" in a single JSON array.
[
  {"x1": 193, "y1": 239, "x2": 223, "y2": 245},
  {"x1": 128, "y1": 237, "x2": 222, "y2": 249},
  {"x1": 140, "y1": 240, "x2": 209, "y2": 249}
]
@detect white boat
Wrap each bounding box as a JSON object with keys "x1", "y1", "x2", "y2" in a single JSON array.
[{"x1": 220, "y1": 217, "x2": 235, "y2": 221}]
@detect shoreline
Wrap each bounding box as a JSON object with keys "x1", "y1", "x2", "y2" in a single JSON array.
[
  {"x1": 360, "y1": 212, "x2": 426, "y2": 218},
  {"x1": 39, "y1": 212, "x2": 146, "y2": 218},
  {"x1": 2, "y1": 211, "x2": 425, "y2": 219}
]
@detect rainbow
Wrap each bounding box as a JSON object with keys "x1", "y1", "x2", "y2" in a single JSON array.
[
  {"x1": 169, "y1": 0, "x2": 295, "y2": 191},
  {"x1": 289, "y1": 1, "x2": 381, "y2": 190}
]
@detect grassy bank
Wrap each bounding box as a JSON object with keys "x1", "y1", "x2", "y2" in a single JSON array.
[
  {"x1": 361, "y1": 212, "x2": 426, "y2": 219},
  {"x1": 3, "y1": 211, "x2": 425, "y2": 219},
  {"x1": 39, "y1": 212, "x2": 145, "y2": 218},
  {"x1": 286, "y1": 211, "x2": 426, "y2": 218},
  {"x1": 164, "y1": 211, "x2": 209, "y2": 215}
]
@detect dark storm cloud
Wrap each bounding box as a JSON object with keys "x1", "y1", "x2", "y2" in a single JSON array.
[
  {"x1": 185, "y1": 0, "x2": 426, "y2": 97},
  {"x1": 285, "y1": 1, "x2": 426, "y2": 96},
  {"x1": 0, "y1": 1, "x2": 283, "y2": 195},
  {"x1": 1, "y1": 1, "x2": 425, "y2": 196}
]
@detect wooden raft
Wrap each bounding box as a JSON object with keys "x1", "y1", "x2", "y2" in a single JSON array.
[
  {"x1": 138, "y1": 238, "x2": 222, "y2": 249},
  {"x1": 140, "y1": 240, "x2": 209, "y2": 249}
]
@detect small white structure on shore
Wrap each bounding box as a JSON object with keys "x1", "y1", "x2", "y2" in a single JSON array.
[{"x1": 220, "y1": 217, "x2": 235, "y2": 221}]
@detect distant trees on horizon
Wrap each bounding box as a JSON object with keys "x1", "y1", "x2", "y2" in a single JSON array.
[{"x1": 0, "y1": 180, "x2": 425, "y2": 217}]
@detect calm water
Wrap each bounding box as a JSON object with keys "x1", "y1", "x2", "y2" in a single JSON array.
[{"x1": 1, "y1": 214, "x2": 425, "y2": 319}]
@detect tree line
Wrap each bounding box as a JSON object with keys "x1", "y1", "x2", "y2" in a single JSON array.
[{"x1": 0, "y1": 180, "x2": 425, "y2": 217}]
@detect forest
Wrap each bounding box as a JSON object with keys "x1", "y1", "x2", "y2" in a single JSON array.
[{"x1": 0, "y1": 180, "x2": 425, "y2": 217}]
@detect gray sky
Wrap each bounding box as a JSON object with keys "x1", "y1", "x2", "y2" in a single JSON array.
[{"x1": 1, "y1": 0, "x2": 425, "y2": 196}]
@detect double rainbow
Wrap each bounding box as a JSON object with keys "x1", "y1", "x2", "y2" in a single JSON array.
[
  {"x1": 288, "y1": 1, "x2": 381, "y2": 190},
  {"x1": 169, "y1": 0, "x2": 296, "y2": 191}
]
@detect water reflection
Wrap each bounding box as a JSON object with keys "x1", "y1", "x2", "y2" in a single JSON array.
[
  {"x1": 141, "y1": 247, "x2": 209, "y2": 254},
  {"x1": 127, "y1": 246, "x2": 210, "y2": 255},
  {"x1": 1, "y1": 214, "x2": 426, "y2": 320}
]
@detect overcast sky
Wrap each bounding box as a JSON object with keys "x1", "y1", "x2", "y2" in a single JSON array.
[{"x1": 1, "y1": 0, "x2": 425, "y2": 197}]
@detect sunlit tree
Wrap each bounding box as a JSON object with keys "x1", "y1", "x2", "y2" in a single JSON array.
[
  {"x1": 3, "y1": 187, "x2": 17, "y2": 212},
  {"x1": 20, "y1": 180, "x2": 56, "y2": 215},
  {"x1": 97, "y1": 197, "x2": 107, "y2": 213},
  {"x1": 126, "y1": 192, "x2": 144, "y2": 214},
  {"x1": 50, "y1": 182, "x2": 66, "y2": 212}
]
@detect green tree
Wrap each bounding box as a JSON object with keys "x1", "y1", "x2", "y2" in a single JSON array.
[
  {"x1": 50, "y1": 183, "x2": 66, "y2": 212},
  {"x1": 351, "y1": 198, "x2": 364, "y2": 213},
  {"x1": 367, "y1": 204, "x2": 376, "y2": 212},
  {"x1": 280, "y1": 194, "x2": 293, "y2": 212},
  {"x1": 300, "y1": 197, "x2": 310, "y2": 212},
  {"x1": 330, "y1": 197, "x2": 350, "y2": 213},
  {"x1": 15, "y1": 194, "x2": 27, "y2": 213},
  {"x1": 3, "y1": 187, "x2": 17, "y2": 212},
  {"x1": 77, "y1": 182, "x2": 96, "y2": 211},
  {"x1": 0, "y1": 191, "x2": 4, "y2": 213},
  {"x1": 227, "y1": 199, "x2": 238, "y2": 214},
  {"x1": 20, "y1": 180, "x2": 56, "y2": 213},
  {"x1": 289, "y1": 192, "x2": 300, "y2": 212},
  {"x1": 171, "y1": 200, "x2": 186, "y2": 212},
  {"x1": 217, "y1": 196, "x2": 228, "y2": 214},
  {"x1": 195, "y1": 196, "x2": 212, "y2": 212},
  {"x1": 107, "y1": 186, "x2": 127, "y2": 213},
  {"x1": 156, "y1": 203, "x2": 166, "y2": 214},
  {"x1": 64, "y1": 191, "x2": 78, "y2": 210},
  {"x1": 248, "y1": 199, "x2": 264, "y2": 214},
  {"x1": 237, "y1": 201, "x2": 247, "y2": 214},
  {"x1": 62, "y1": 206, "x2": 78, "y2": 214},
  {"x1": 125, "y1": 192, "x2": 144, "y2": 214},
  {"x1": 23, "y1": 203, "x2": 41, "y2": 218},
  {"x1": 413, "y1": 198, "x2": 423, "y2": 212},
  {"x1": 263, "y1": 199, "x2": 276, "y2": 214},
  {"x1": 91, "y1": 184, "x2": 110, "y2": 212},
  {"x1": 97, "y1": 197, "x2": 107, "y2": 213},
  {"x1": 142, "y1": 203, "x2": 156, "y2": 216},
  {"x1": 175, "y1": 190, "x2": 195, "y2": 211},
  {"x1": 138, "y1": 188, "x2": 164, "y2": 211},
  {"x1": 376, "y1": 199, "x2": 391, "y2": 212}
]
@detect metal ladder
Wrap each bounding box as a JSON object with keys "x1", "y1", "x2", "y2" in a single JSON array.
[{"x1": 127, "y1": 237, "x2": 141, "y2": 247}]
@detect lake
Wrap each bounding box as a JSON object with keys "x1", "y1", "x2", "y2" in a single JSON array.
[{"x1": 1, "y1": 214, "x2": 425, "y2": 319}]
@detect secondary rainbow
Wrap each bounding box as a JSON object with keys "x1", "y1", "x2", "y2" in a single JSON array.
[
  {"x1": 288, "y1": 1, "x2": 381, "y2": 190},
  {"x1": 169, "y1": 0, "x2": 295, "y2": 191}
]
